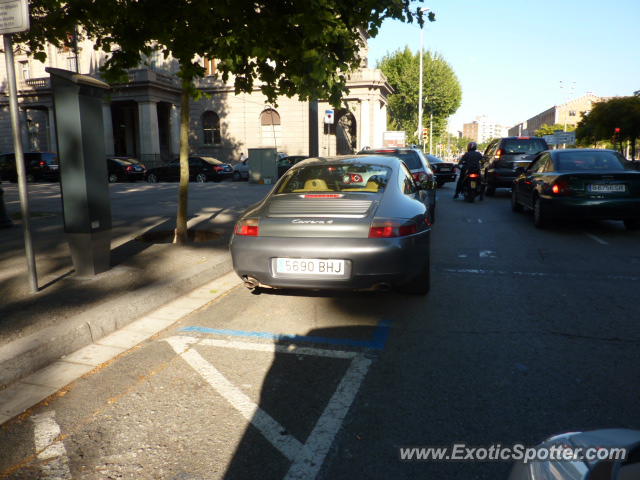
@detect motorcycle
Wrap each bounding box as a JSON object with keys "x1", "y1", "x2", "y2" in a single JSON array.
[{"x1": 462, "y1": 171, "x2": 484, "y2": 203}]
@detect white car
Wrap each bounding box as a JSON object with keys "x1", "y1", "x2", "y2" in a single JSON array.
[{"x1": 232, "y1": 159, "x2": 249, "y2": 181}]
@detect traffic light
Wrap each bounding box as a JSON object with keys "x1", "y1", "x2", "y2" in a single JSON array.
[
  {"x1": 612, "y1": 127, "x2": 622, "y2": 153},
  {"x1": 422, "y1": 127, "x2": 429, "y2": 141}
]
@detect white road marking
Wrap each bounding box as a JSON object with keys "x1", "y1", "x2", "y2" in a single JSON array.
[
  {"x1": 165, "y1": 335, "x2": 371, "y2": 480},
  {"x1": 584, "y1": 232, "x2": 609, "y2": 245},
  {"x1": 31, "y1": 411, "x2": 72, "y2": 480},
  {"x1": 284, "y1": 354, "x2": 371, "y2": 480},
  {"x1": 197, "y1": 337, "x2": 358, "y2": 359},
  {"x1": 479, "y1": 250, "x2": 496, "y2": 258},
  {"x1": 442, "y1": 268, "x2": 640, "y2": 282},
  {"x1": 166, "y1": 337, "x2": 303, "y2": 461}
]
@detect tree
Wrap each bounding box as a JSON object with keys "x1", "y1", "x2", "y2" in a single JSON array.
[
  {"x1": 17, "y1": 0, "x2": 428, "y2": 243},
  {"x1": 378, "y1": 47, "x2": 462, "y2": 145},
  {"x1": 576, "y1": 96, "x2": 640, "y2": 159},
  {"x1": 534, "y1": 123, "x2": 575, "y2": 137}
]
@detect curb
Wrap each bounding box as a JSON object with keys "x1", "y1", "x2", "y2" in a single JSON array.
[
  {"x1": 0, "y1": 271, "x2": 243, "y2": 425},
  {"x1": 0, "y1": 254, "x2": 234, "y2": 390}
]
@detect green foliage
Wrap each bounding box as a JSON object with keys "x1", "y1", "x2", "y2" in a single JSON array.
[
  {"x1": 16, "y1": 0, "x2": 429, "y2": 106},
  {"x1": 534, "y1": 123, "x2": 574, "y2": 136},
  {"x1": 576, "y1": 96, "x2": 640, "y2": 157},
  {"x1": 378, "y1": 47, "x2": 462, "y2": 144}
]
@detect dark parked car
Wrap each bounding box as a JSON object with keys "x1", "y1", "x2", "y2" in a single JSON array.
[
  {"x1": 426, "y1": 154, "x2": 457, "y2": 187},
  {"x1": 0, "y1": 152, "x2": 59, "y2": 182},
  {"x1": 358, "y1": 147, "x2": 437, "y2": 223},
  {"x1": 230, "y1": 155, "x2": 432, "y2": 294},
  {"x1": 511, "y1": 149, "x2": 640, "y2": 229},
  {"x1": 482, "y1": 136, "x2": 549, "y2": 195},
  {"x1": 107, "y1": 157, "x2": 146, "y2": 183},
  {"x1": 145, "y1": 156, "x2": 233, "y2": 183},
  {"x1": 277, "y1": 155, "x2": 309, "y2": 177}
]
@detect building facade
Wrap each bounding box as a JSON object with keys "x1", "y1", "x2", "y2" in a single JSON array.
[
  {"x1": 0, "y1": 37, "x2": 391, "y2": 166},
  {"x1": 508, "y1": 93, "x2": 604, "y2": 137},
  {"x1": 462, "y1": 116, "x2": 508, "y2": 143}
]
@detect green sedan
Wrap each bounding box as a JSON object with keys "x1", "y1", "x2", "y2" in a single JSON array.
[{"x1": 511, "y1": 149, "x2": 640, "y2": 229}]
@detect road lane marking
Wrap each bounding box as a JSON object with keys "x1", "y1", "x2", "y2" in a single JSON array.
[
  {"x1": 584, "y1": 232, "x2": 609, "y2": 245},
  {"x1": 166, "y1": 336, "x2": 304, "y2": 461},
  {"x1": 441, "y1": 268, "x2": 640, "y2": 282},
  {"x1": 31, "y1": 411, "x2": 71, "y2": 480},
  {"x1": 479, "y1": 250, "x2": 496, "y2": 258},
  {"x1": 284, "y1": 353, "x2": 371, "y2": 480},
  {"x1": 181, "y1": 319, "x2": 392, "y2": 350},
  {"x1": 165, "y1": 335, "x2": 372, "y2": 480}
]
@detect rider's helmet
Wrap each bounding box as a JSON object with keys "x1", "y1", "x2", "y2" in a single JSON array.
[{"x1": 467, "y1": 142, "x2": 478, "y2": 151}]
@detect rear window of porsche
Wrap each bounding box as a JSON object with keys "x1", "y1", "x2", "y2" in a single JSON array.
[{"x1": 277, "y1": 164, "x2": 391, "y2": 194}]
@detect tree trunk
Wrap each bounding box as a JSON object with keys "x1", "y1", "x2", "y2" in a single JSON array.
[
  {"x1": 174, "y1": 79, "x2": 191, "y2": 244},
  {"x1": 631, "y1": 136, "x2": 637, "y2": 161}
]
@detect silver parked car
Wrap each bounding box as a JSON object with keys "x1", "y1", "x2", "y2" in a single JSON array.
[
  {"x1": 509, "y1": 429, "x2": 640, "y2": 480},
  {"x1": 230, "y1": 155, "x2": 433, "y2": 294}
]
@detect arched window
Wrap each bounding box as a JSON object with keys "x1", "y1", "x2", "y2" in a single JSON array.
[
  {"x1": 260, "y1": 109, "x2": 281, "y2": 126},
  {"x1": 260, "y1": 109, "x2": 282, "y2": 148},
  {"x1": 202, "y1": 111, "x2": 221, "y2": 145}
]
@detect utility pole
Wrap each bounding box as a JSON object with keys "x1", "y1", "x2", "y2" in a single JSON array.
[
  {"x1": 417, "y1": 7, "x2": 430, "y2": 150},
  {"x1": 429, "y1": 113, "x2": 433, "y2": 155},
  {"x1": 2, "y1": 0, "x2": 38, "y2": 292}
]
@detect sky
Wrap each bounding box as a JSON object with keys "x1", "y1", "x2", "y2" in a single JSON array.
[{"x1": 367, "y1": 0, "x2": 640, "y2": 134}]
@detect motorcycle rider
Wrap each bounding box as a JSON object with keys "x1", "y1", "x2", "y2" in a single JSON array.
[{"x1": 454, "y1": 141, "x2": 483, "y2": 200}]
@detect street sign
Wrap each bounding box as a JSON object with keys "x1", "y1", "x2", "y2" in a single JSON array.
[
  {"x1": 544, "y1": 131, "x2": 576, "y2": 145},
  {"x1": 383, "y1": 131, "x2": 406, "y2": 148},
  {"x1": 0, "y1": 0, "x2": 29, "y2": 34},
  {"x1": 324, "y1": 109, "x2": 334, "y2": 125}
]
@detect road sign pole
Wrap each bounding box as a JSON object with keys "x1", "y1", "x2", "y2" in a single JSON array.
[{"x1": 3, "y1": 33, "x2": 38, "y2": 293}]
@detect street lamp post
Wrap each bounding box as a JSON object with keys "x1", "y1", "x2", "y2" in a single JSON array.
[{"x1": 418, "y1": 7, "x2": 429, "y2": 151}]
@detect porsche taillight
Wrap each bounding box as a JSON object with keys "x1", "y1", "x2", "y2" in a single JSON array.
[
  {"x1": 369, "y1": 219, "x2": 418, "y2": 238},
  {"x1": 234, "y1": 218, "x2": 260, "y2": 236}
]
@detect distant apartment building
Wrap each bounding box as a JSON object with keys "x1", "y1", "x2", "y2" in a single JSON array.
[
  {"x1": 462, "y1": 122, "x2": 478, "y2": 142},
  {"x1": 508, "y1": 93, "x2": 604, "y2": 136},
  {"x1": 462, "y1": 116, "x2": 508, "y2": 143}
]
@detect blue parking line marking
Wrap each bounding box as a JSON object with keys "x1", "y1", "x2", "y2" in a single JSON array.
[{"x1": 180, "y1": 319, "x2": 392, "y2": 350}]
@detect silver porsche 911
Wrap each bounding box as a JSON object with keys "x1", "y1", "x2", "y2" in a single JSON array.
[{"x1": 230, "y1": 155, "x2": 432, "y2": 294}]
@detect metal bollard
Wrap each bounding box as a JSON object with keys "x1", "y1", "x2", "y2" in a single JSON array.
[{"x1": 0, "y1": 184, "x2": 14, "y2": 228}]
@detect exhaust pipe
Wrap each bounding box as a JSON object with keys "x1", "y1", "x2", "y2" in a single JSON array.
[
  {"x1": 242, "y1": 276, "x2": 260, "y2": 290},
  {"x1": 372, "y1": 282, "x2": 392, "y2": 292}
]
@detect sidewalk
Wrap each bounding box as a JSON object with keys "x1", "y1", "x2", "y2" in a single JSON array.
[{"x1": 0, "y1": 181, "x2": 271, "y2": 390}]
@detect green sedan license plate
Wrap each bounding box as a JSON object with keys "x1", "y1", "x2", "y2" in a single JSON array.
[{"x1": 588, "y1": 184, "x2": 626, "y2": 193}]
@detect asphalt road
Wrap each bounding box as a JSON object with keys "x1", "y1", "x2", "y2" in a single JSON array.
[{"x1": 1, "y1": 182, "x2": 639, "y2": 479}]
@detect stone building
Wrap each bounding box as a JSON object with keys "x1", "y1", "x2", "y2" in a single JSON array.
[
  {"x1": 508, "y1": 93, "x2": 604, "y2": 136},
  {"x1": 0, "y1": 36, "x2": 391, "y2": 166}
]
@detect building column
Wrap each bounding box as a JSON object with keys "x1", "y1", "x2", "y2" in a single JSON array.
[
  {"x1": 19, "y1": 109, "x2": 30, "y2": 152},
  {"x1": 102, "y1": 102, "x2": 114, "y2": 156},
  {"x1": 138, "y1": 101, "x2": 161, "y2": 162},
  {"x1": 360, "y1": 99, "x2": 370, "y2": 149},
  {"x1": 169, "y1": 104, "x2": 180, "y2": 157},
  {"x1": 47, "y1": 107, "x2": 57, "y2": 152},
  {"x1": 374, "y1": 101, "x2": 386, "y2": 148}
]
